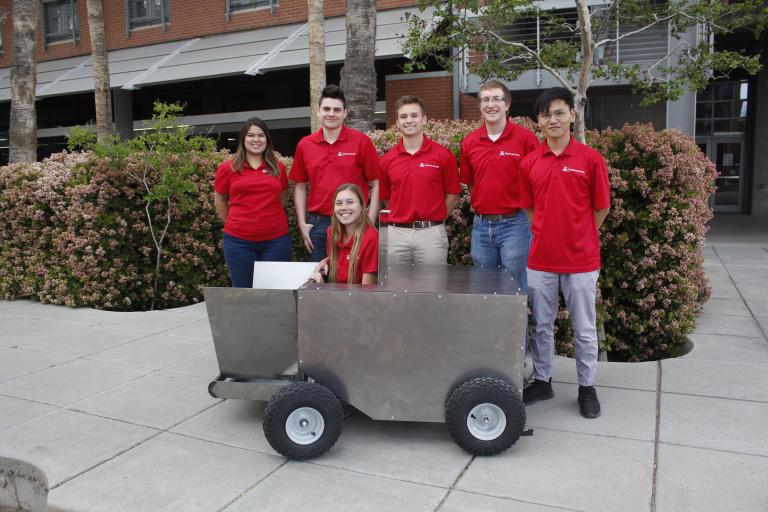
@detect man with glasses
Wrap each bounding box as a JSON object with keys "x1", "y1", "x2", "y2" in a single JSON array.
[
  {"x1": 460, "y1": 80, "x2": 539, "y2": 291},
  {"x1": 519, "y1": 87, "x2": 610, "y2": 419}
]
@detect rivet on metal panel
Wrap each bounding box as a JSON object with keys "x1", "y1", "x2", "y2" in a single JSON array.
[
  {"x1": 404, "y1": 289, "x2": 408, "y2": 293},
  {"x1": 348, "y1": 292, "x2": 352, "y2": 296},
  {"x1": 483, "y1": 296, "x2": 488, "y2": 300},
  {"x1": 393, "y1": 294, "x2": 397, "y2": 297},
  {"x1": 438, "y1": 294, "x2": 442, "y2": 298}
]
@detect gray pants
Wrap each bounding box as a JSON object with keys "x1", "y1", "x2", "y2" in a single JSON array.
[
  {"x1": 387, "y1": 224, "x2": 448, "y2": 265},
  {"x1": 528, "y1": 268, "x2": 599, "y2": 386}
]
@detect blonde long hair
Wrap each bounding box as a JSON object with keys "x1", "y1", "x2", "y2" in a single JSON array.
[{"x1": 328, "y1": 184, "x2": 373, "y2": 283}]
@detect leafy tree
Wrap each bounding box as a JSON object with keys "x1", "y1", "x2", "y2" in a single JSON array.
[{"x1": 403, "y1": 0, "x2": 767, "y2": 141}]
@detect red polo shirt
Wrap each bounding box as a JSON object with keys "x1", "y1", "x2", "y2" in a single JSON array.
[
  {"x1": 326, "y1": 225, "x2": 379, "y2": 284},
  {"x1": 520, "y1": 137, "x2": 611, "y2": 273},
  {"x1": 378, "y1": 136, "x2": 461, "y2": 223},
  {"x1": 289, "y1": 125, "x2": 380, "y2": 216},
  {"x1": 214, "y1": 159, "x2": 289, "y2": 242},
  {"x1": 460, "y1": 119, "x2": 540, "y2": 214}
]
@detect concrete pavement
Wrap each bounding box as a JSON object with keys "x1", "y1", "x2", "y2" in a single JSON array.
[{"x1": 1, "y1": 214, "x2": 767, "y2": 512}]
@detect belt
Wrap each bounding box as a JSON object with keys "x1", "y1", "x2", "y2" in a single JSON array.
[
  {"x1": 307, "y1": 213, "x2": 331, "y2": 221},
  {"x1": 390, "y1": 220, "x2": 444, "y2": 229},
  {"x1": 476, "y1": 210, "x2": 519, "y2": 222}
]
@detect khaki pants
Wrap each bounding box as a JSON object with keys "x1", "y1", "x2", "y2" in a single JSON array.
[{"x1": 387, "y1": 224, "x2": 448, "y2": 265}]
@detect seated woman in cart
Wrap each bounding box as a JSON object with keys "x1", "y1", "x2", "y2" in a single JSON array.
[{"x1": 310, "y1": 183, "x2": 378, "y2": 285}]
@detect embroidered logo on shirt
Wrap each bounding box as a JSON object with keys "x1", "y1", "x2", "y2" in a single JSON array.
[
  {"x1": 499, "y1": 151, "x2": 520, "y2": 157},
  {"x1": 419, "y1": 162, "x2": 440, "y2": 169},
  {"x1": 560, "y1": 165, "x2": 586, "y2": 175},
  {"x1": 337, "y1": 152, "x2": 357, "y2": 157}
]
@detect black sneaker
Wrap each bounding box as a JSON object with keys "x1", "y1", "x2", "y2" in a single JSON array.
[
  {"x1": 523, "y1": 378, "x2": 554, "y2": 405},
  {"x1": 578, "y1": 385, "x2": 601, "y2": 419}
]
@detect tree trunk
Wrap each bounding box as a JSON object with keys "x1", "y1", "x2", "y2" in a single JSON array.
[
  {"x1": 9, "y1": 0, "x2": 39, "y2": 163},
  {"x1": 339, "y1": 0, "x2": 376, "y2": 132},
  {"x1": 87, "y1": 0, "x2": 113, "y2": 143},
  {"x1": 308, "y1": 0, "x2": 326, "y2": 132},
  {"x1": 574, "y1": 0, "x2": 592, "y2": 143}
]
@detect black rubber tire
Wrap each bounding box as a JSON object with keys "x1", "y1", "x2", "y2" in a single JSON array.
[
  {"x1": 263, "y1": 382, "x2": 343, "y2": 460},
  {"x1": 445, "y1": 377, "x2": 526, "y2": 456}
]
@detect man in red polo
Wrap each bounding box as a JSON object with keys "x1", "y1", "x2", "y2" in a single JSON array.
[
  {"x1": 290, "y1": 84, "x2": 380, "y2": 261},
  {"x1": 379, "y1": 95, "x2": 460, "y2": 265},
  {"x1": 460, "y1": 80, "x2": 539, "y2": 291},
  {"x1": 519, "y1": 87, "x2": 610, "y2": 419}
]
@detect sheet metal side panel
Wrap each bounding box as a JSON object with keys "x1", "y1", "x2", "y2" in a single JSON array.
[
  {"x1": 298, "y1": 288, "x2": 526, "y2": 423},
  {"x1": 204, "y1": 287, "x2": 298, "y2": 380}
]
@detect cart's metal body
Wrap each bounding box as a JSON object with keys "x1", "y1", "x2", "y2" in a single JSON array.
[{"x1": 205, "y1": 263, "x2": 527, "y2": 423}]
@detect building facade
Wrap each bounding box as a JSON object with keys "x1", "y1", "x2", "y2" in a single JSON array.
[{"x1": 0, "y1": 0, "x2": 765, "y2": 215}]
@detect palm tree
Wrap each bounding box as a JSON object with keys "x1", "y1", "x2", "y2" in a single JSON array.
[
  {"x1": 339, "y1": 0, "x2": 376, "y2": 132},
  {"x1": 87, "y1": 0, "x2": 113, "y2": 143},
  {"x1": 9, "y1": 0, "x2": 39, "y2": 163},
  {"x1": 308, "y1": 0, "x2": 325, "y2": 132}
]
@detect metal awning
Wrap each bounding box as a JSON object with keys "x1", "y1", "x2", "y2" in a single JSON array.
[{"x1": 0, "y1": 6, "x2": 428, "y2": 102}]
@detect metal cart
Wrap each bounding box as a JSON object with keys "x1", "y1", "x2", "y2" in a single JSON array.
[{"x1": 204, "y1": 256, "x2": 530, "y2": 460}]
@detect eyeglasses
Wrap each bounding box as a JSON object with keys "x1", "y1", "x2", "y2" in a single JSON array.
[
  {"x1": 479, "y1": 96, "x2": 506, "y2": 105},
  {"x1": 538, "y1": 110, "x2": 572, "y2": 121}
]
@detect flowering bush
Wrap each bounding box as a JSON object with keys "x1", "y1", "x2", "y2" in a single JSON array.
[
  {"x1": 0, "y1": 149, "x2": 227, "y2": 310},
  {"x1": 369, "y1": 119, "x2": 715, "y2": 361},
  {"x1": 590, "y1": 124, "x2": 715, "y2": 360}
]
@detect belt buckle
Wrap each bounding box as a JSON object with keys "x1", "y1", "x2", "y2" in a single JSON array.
[{"x1": 413, "y1": 220, "x2": 427, "y2": 229}]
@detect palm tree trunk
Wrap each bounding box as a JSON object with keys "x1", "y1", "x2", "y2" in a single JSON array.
[
  {"x1": 339, "y1": 0, "x2": 376, "y2": 133},
  {"x1": 87, "y1": 0, "x2": 113, "y2": 143},
  {"x1": 9, "y1": 0, "x2": 39, "y2": 163},
  {"x1": 308, "y1": 0, "x2": 326, "y2": 132}
]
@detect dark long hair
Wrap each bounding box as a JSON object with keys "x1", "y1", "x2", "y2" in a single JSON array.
[{"x1": 231, "y1": 117, "x2": 280, "y2": 178}]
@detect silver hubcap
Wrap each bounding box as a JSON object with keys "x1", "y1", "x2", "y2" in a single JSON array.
[
  {"x1": 467, "y1": 403, "x2": 506, "y2": 441},
  {"x1": 286, "y1": 407, "x2": 325, "y2": 445}
]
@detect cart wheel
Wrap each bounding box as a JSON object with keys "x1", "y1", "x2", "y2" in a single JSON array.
[
  {"x1": 263, "y1": 382, "x2": 343, "y2": 460},
  {"x1": 445, "y1": 377, "x2": 526, "y2": 456}
]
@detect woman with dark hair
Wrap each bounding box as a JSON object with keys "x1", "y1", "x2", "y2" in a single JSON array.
[
  {"x1": 310, "y1": 183, "x2": 378, "y2": 285},
  {"x1": 214, "y1": 118, "x2": 291, "y2": 287}
]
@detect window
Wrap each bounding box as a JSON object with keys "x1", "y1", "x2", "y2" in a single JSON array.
[
  {"x1": 226, "y1": 0, "x2": 276, "y2": 18},
  {"x1": 42, "y1": 0, "x2": 79, "y2": 45},
  {"x1": 126, "y1": 0, "x2": 169, "y2": 31},
  {"x1": 696, "y1": 80, "x2": 749, "y2": 136}
]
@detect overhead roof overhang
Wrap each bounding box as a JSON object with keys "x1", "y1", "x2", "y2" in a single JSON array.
[{"x1": 0, "y1": 6, "x2": 431, "y2": 102}]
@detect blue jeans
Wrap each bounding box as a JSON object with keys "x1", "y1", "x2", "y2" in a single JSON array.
[
  {"x1": 308, "y1": 213, "x2": 332, "y2": 262},
  {"x1": 223, "y1": 232, "x2": 292, "y2": 288},
  {"x1": 471, "y1": 211, "x2": 531, "y2": 293}
]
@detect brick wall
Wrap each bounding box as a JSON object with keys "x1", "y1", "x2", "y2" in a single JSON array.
[
  {"x1": 459, "y1": 93, "x2": 480, "y2": 122},
  {"x1": 0, "y1": 0, "x2": 417, "y2": 67},
  {"x1": 385, "y1": 73, "x2": 453, "y2": 127}
]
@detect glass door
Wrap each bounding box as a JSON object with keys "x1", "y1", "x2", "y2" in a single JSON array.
[
  {"x1": 696, "y1": 80, "x2": 749, "y2": 213},
  {"x1": 697, "y1": 137, "x2": 746, "y2": 212}
]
